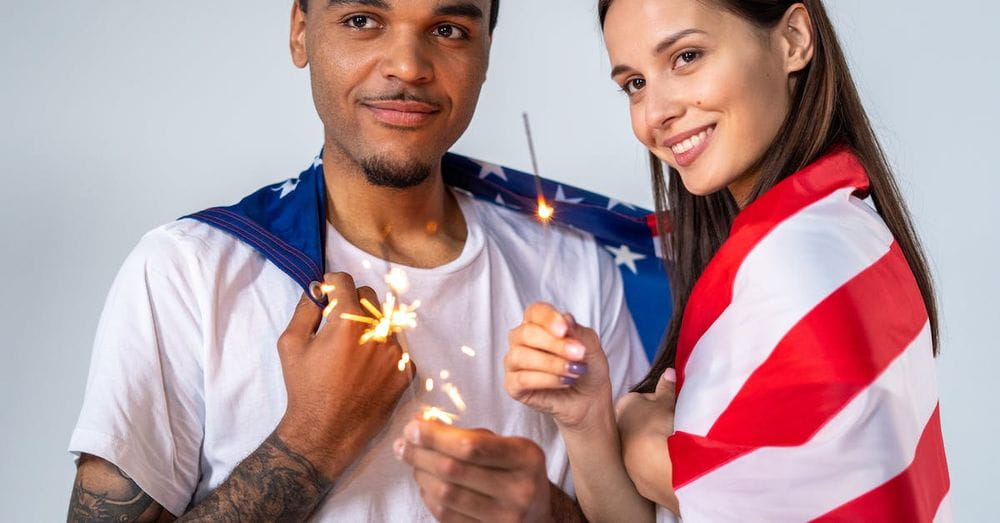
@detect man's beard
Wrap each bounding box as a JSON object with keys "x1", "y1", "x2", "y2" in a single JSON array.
[{"x1": 358, "y1": 155, "x2": 433, "y2": 189}]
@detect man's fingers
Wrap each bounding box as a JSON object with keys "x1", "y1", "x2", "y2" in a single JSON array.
[
  {"x1": 505, "y1": 345, "x2": 587, "y2": 379},
  {"x1": 402, "y1": 420, "x2": 540, "y2": 469},
  {"x1": 398, "y1": 436, "x2": 512, "y2": 495},
  {"x1": 523, "y1": 302, "x2": 569, "y2": 338},
  {"x1": 509, "y1": 323, "x2": 586, "y2": 362},
  {"x1": 411, "y1": 465, "x2": 500, "y2": 519},
  {"x1": 279, "y1": 293, "x2": 323, "y2": 352}
]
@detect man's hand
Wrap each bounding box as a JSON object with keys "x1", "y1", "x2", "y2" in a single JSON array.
[
  {"x1": 276, "y1": 272, "x2": 417, "y2": 481},
  {"x1": 393, "y1": 419, "x2": 556, "y2": 522},
  {"x1": 615, "y1": 369, "x2": 679, "y2": 513},
  {"x1": 505, "y1": 302, "x2": 613, "y2": 432}
]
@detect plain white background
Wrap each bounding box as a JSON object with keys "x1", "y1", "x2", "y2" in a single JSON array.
[{"x1": 1, "y1": 0, "x2": 997, "y2": 519}]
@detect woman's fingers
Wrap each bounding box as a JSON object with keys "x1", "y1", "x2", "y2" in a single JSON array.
[
  {"x1": 523, "y1": 302, "x2": 570, "y2": 338},
  {"x1": 506, "y1": 370, "x2": 573, "y2": 395},
  {"x1": 504, "y1": 344, "x2": 588, "y2": 379},
  {"x1": 508, "y1": 323, "x2": 586, "y2": 362}
]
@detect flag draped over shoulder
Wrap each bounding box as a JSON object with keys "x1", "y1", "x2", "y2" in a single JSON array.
[
  {"x1": 183, "y1": 152, "x2": 672, "y2": 361},
  {"x1": 669, "y1": 149, "x2": 951, "y2": 522}
]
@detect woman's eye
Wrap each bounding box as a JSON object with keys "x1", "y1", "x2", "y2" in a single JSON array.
[
  {"x1": 674, "y1": 50, "x2": 702, "y2": 68},
  {"x1": 433, "y1": 24, "x2": 467, "y2": 40},
  {"x1": 623, "y1": 77, "x2": 646, "y2": 95},
  {"x1": 344, "y1": 15, "x2": 379, "y2": 29}
]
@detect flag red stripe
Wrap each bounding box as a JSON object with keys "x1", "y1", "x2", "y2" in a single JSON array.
[
  {"x1": 672, "y1": 243, "x2": 927, "y2": 488},
  {"x1": 811, "y1": 406, "x2": 950, "y2": 522},
  {"x1": 675, "y1": 149, "x2": 868, "y2": 389},
  {"x1": 707, "y1": 242, "x2": 926, "y2": 446}
]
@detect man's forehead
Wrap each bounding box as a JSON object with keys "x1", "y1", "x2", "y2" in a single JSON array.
[{"x1": 324, "y1": 0, "x2": 490, "y2": 11}]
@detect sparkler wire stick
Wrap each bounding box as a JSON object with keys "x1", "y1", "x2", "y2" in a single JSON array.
[{"x1": 522, "y1": 112, "x2": 559, "y2": 301}]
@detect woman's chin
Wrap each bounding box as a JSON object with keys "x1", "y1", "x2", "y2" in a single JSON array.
[{"x1": 677, "y1": 171, "x2": 729, "y2": 197}]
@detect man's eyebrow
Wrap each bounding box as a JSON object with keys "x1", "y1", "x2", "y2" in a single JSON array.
[
  {"x1": 326, "y1": 0, "x2": 391, "y2": 9},
  {"x1": 433, "y1": 2, "x2": 484, "y2": 22},
  {"x1": 610, "y1": 28, "x2": 706, "y2": 79}
]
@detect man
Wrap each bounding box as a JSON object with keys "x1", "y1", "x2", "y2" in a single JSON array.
[{"x1": 67, "y1": 0, "x2": 648, "y2": 520}]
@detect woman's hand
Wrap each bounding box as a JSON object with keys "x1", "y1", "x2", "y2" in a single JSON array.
[
  {"x1": 504, "y1": 302, "x2": 612, "y2": 432},
  {"x1": 616, "y1": 369, "x2": 680, "y2": 514}
]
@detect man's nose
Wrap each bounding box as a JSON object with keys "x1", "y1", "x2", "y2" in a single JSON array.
[{"x1": 379, "y1": 34, "x2": 434, "y2": 85}]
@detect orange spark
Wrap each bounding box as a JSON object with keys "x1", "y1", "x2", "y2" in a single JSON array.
[
  {"x1": 340, "y1": 293, "x2": 420, "y2": 345},
  {"x1": 421, "y1": 407, "x2": 457, "y2": 425},
  {"x1": 460, "y1": 345, "x2": 476, "y2": 358},
  {"x1": 442, "y1": 383, "x2": 467, "y2": 412}
]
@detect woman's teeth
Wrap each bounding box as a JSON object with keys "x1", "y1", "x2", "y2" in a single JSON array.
[{"x1": 671, "y1": 126, "x2": 714, "y2": 155}]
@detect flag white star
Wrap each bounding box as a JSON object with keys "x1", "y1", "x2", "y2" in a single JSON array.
[
  {"x1": 607, "y1": 198, "x2": 637, "y2": 211},
  {"x1": 495, "y1": 194, "x2": 519, "y2": 209},
  {"x1": 604, "y1": 244, "x2": 647, "y2": 274},
  {"x1": 272, "y1": 178, "x2": 300, "y2": 199},
  {"x1": 475, "y1": 160, "x2": 508, "y2": 182},
  {"x1": 555, "y1": 185, "x2": 584, "y2": 204}
]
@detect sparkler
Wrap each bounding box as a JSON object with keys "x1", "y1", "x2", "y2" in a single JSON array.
[
  {"x1": 421, "y1": 407, "x2": 458, "y2": 425},
  {"x1": 339, "y1": 293, "x2": 421, "y2": 345},
  {"x1": 522, "y1": 113, "x2": 554, "y2": 223}
]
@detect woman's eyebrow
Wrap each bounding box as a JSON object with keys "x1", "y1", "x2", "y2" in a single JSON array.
[{"x1": 610, "y1": 28, "x2": 707, "y2": 79}]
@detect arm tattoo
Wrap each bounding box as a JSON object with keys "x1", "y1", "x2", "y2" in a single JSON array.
[
  {"x1": 179, "y1": 431, "x2": 333, "y2": 522},
  {"x1": 68, "y1": 459, "x2": 162, "y2": 522}
]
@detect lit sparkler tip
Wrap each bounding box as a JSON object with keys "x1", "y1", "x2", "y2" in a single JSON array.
[
  {"x1": 421, "y1": 407, "x2": 457, "y2": 425},
  {"x1": 460, "y1": 345, "x2": 477, "y2": 358},
  {"x1": 536, "y1": 198, "x2": 554, "y2": 222}
]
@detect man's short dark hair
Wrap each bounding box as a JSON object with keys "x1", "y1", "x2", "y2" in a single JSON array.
[{"x1": 298, "y1": 0, "x2": 500, "y2": 32}]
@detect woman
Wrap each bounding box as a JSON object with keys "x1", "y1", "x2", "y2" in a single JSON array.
[{"x1": 504, "y1": 0, "x2": 951, "y2": 521}]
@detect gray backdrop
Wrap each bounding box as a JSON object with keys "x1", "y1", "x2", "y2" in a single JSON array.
[{"x1": 1, "y1": 1, "x2": 997, "y2": 519}]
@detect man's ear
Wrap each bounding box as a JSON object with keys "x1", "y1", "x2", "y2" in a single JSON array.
[
  {"x1": 777, "y1": 3, "x2": 815, "y2": 74},
  {"x1": 290, "y1": 1, "x2": 309, "y2": 69}
]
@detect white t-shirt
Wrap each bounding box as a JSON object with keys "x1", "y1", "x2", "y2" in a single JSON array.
[{"x1": 69, "y1": 189, "x2": 648, "y2": 520}]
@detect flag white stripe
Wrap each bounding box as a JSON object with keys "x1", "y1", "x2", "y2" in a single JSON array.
[
  {"x1": 675, "y1": 189, "x2": 894, "y2": 436},
  {"x1": 676, "y1": 323, "x2": 938, "y2": 522},
  {"x1": 933, "y1": 492, "x2": 954, "y2": 523}
]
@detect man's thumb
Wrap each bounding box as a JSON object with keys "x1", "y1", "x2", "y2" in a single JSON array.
[{"x1": 654, "y1": 368, "x2": 677, "y2": 401}]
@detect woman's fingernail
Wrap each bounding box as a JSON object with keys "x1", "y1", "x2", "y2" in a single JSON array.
[
  {"x1": 552, "y1": 320, "x2": 568, "y2": 338},
  {"x1": 404, "y1": 422, "x2": 421, "y2": 444},
  {"x1": 560, "y1": 375, "x2": 578, "y2": 386},
  {"x1": 567, "y1": 362, "x2": 589, "y2": 376},
  {"x1": 393, "y1": 438, "x2": 406, "y2": 460},
  {"x1": 565, "y1": 342, "x2": 586, "y2": 360},
  {"x1": 662, "y1": 368, "x2": 677, "y2": 383}
]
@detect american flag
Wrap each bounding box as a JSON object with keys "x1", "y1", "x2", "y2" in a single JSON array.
[
  {"x1": 668, "y1": 149, "x2": 952, "y2": 521},
  {"x1": 185, "y1": 151, "x2": 673, "y2": 361}
]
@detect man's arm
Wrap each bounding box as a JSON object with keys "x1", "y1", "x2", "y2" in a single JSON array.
[
  {"x1": 69, "y1": 430, "x2": 331, "y2": 523},
  {"x1": 69, "y1": 275, "x2": 415, "y2": 521}
]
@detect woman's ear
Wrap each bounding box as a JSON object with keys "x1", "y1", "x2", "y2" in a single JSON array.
[
  {"x1": 290, "y1": 1, "x2": 309, "y2": 69},
  {"x1": 778, "y1": 3, "x2": 815, "y2": 74}
]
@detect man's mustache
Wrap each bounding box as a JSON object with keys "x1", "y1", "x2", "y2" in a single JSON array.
[{"x1": 360, "y1": 91, "x2": 444, "y2": 110}]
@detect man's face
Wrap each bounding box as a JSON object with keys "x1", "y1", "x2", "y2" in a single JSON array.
[{"x1": 291, "y1": 0, "x2": 492, "y2": 188}]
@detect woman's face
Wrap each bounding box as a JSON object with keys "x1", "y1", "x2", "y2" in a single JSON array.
[{"x1": 603, "y1": 0, "x2": 803, "y2": 199}]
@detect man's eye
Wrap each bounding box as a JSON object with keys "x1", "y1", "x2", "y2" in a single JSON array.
[
  {"x1": 433, "y1": 24, "x2": 467, "y2": 40},
  {"x1": 622, "y1": 77, "x2": 646, "y2": 95},
  {"x1": 344, "y1": 15, "x2": 380, "y2": 29}
]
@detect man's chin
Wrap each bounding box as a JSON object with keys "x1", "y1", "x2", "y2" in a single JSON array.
[{"x1": 359, "y1": 155, "x2": 434, "y2": 189}]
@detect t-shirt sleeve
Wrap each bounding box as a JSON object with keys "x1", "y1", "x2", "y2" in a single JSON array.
[
  {"x1": 69, "y1": 225, "x2": 206, "y2": 517},
  {"x1": 595, "y1": 246, "x2": 650, "y2": 401}
]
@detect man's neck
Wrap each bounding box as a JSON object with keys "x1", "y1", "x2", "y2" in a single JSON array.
[{"x1": 322, "y1": 148, "x2": 468, "y2": 269}]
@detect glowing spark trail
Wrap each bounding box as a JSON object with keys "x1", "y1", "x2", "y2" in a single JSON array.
[
  {"x1": 442, "y1": 383, "x2": 468, "y2": 412},
  {"x1": 425, "y1": 378, "x2": 434, "y2": 392},
  {"x1": 421, "y1": 407, "x2": 458, "y2": 425},
  {"x1": 339, "y1": 292, "x2": 420, "y2": 345},
  {"x1": 460, "y1": 345, "x2": 476, "y2": 358}
]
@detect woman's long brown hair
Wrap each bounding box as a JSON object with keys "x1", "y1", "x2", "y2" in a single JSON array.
[{"x1": 598, "y1": 0, "x2": 940, "y2": 393}]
